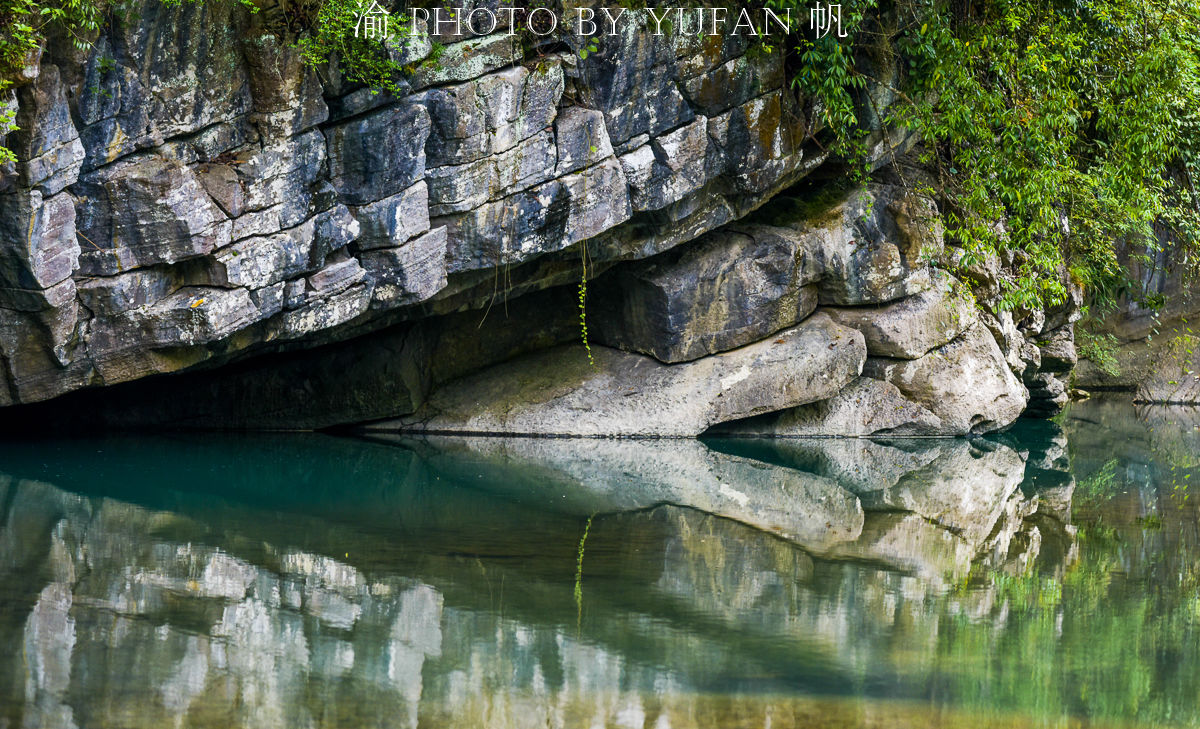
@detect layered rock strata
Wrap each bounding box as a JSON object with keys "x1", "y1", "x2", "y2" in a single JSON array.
[{"x1": 0, "y1": 4, "x2": 1077, "y2": 432}]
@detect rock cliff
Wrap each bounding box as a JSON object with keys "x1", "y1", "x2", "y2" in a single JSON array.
[{"x1": 0, "y1": 3, "x2": 1077, "y2": 433}]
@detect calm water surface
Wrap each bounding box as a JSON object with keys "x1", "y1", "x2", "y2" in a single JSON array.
[{"x1": 1, "y1": 396, "x2": 1199, "y2": 728}]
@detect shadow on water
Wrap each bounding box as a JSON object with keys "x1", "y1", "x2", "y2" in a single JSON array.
[{"x1": 0, "y1": 396, "x2": 1198, "y2": 727}]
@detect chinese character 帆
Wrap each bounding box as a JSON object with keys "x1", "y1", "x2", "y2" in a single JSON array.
[
  {"x1": 355, "y1": 0, "x2": 391, "y2": 40},
  {"x1": 810, "y1": 2, "x2": 846, "y2": 38}
]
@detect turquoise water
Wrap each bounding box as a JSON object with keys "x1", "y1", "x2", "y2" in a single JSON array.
[{"x1": 0, "y1": 396, "x2": 1198, "y2": 728}]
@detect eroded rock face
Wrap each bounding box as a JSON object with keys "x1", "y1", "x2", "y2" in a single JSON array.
[
  {"x1": 0, "y1": 12, "x2": 828, "y2": 414},
  {"x1": 0, "y1": 8, "x2": 1078, "y2": 431},
  {"x1": 824, "y1": 271, "x2": 976, "y2": 359},
  {"x1": 713, "y1": 376, "x2": 945, "y2": 436},
  {"x1": 372, "y1": 313, "x2": 865, "y2": 437},
  {"x1": 788, "y1": 185, "x2": 944, "y2": 306},
  {"x1": 591, "y1": 225, "x2": 820, "y2": 363},
  {"x1": 863, "y1": 323, "x2": 1028, "y2": 435}
]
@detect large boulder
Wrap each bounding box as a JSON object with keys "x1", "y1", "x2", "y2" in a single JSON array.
[
  {"x1": 824, "y1": 271, "x2": 976, "y2": 358},
  {"x1": 712, "y1": 376, "x2": 944, "y2": 436},
  {"x1": 369, "y1": 312, "x2": 866, "y2": 436},
  {"x1": 763, "y1": 185, "x2": 944, "y2": 305},
  {"x1": 863, "y1": 322, "x2": 1028, "y2": 434},
  {"x1": 592, "y1": 224, "x2": 819, "y2": 363}
]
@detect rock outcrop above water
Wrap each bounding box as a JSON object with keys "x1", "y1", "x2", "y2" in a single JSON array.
[
  {"x1": 371, "y1": 313, "x2": 864, "y2": 437},
  {"x1": 0, "y1": 4, "x2": 1077, "y2": 432}
]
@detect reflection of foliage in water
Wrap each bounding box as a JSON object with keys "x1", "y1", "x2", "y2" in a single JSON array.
[
  {"x1": 1075, "y1": 457, "x2": 1120, "y2": 502},
  {"x1": 932, "y1": 449, "x2": 1200, "y2": 727}
]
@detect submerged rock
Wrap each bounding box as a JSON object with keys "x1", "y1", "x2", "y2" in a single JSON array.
[{"x1": 370, "y1": 313, "x2": 865, "y2": 437}]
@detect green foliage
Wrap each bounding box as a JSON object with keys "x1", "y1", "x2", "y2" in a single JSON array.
[
  {"x1": 578, "y1": 242, "x2": 595, "y2": 367},
  {"x1": 295, "y1": 0, "x2": 417, "y2": 96},
  {"x1": 764, "y1": 0, "x2": 1200, "y2": 312},
  {"x1": 0, "y1": 0, "x2": 177, "y2": 161},
  {"x1": 765, "y1": 0, "x2": 876, "y2": 171},
  {"x1": 1076, "y1": 329, "x2": 1122, "y2": 377},
  {"x1": 0, "y1": 85, "x2": 16, "y2": 164}
]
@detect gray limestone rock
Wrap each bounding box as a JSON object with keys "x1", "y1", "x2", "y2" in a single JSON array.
[
  {"x1": 706, "y1": 90, "x2": 806, "y2": 195},
  {"x1": 418, "y1": 63, "x2": 563, "y2": 167},
  {"x1": 235, "y1": 130, "x2": 328, "y2": 232},
  {"x1": 592, "y1": 224, "x2": 820, "y2": 363},
  {"x1": 241, "y1": 33, "x2": 329, "y2": 137},
  {"x1": 979, "y1": 309, "x2": 1028, "y2": 376},
  {"x1": 572, "y1": 12, "x2": 695, "y2": 147},
  {"x1": 194, "y1": 163, "x2": 246, "y2": 218},
  {"x1": 361, "y1": 227, "x2": 449, "y2": 308},
  {"x1": 0, "y1": 190, "x2": 79, "y2": 298},
  {"x1": 108, "y1": 286, "x2": 261, "y2": 349},
  {"x1": 425, "y1": 129, "x2": 557, "y2": 215},
  {"x1": 73, "y1": 154, "x2": 229, "y2": 275},
  {"x1": 680, "y1": 52, "x2": 785, "y2": 117},
  {"x1": 824, "y1": 271, "x2": 977, "y2": 358},
  {"x1": 714, "y1": 376, "x2": 945, "y2": 436},
  {"x1": 307, "y1": 256, "x2": 368, "y2": 299},
  {"x1": 0, "y1": 15, "x2": 1083, "y2": 423},
  {"x1": 437, "y1": 156, "x2": 631, "y2": 275},
  {"x1": 812, "y1": 187, "x2": 943, "y2": 305},
  {"x1": 204, "y1": 222, "x2": 317, "y2": 290},
  {"x1": 268, "y1": 282, "x2": 373, "y2": 340},
  {"x1": 1037, "y1": 326, "x2": 1078, "y2": 373},
  {"x1": 372, "y1": 313, "x2": 865, "y2": 436},
  {"x1": 754, "y1": 185, "x2": 942, "y2": 305},
  {"x1": 311, "y1": 204, "x2": 361, "y2": 266},
  {"x1": 553, "y1": 107, "x2": 614, "y2": 177},
  {"x1": 351, "y1": 182, "x2": 430, "y2": 251},
  {"x1": 864, "y1": 323, "x2": 1028, "y2": 434},
  {"x1": 76, "y1": 267, "x2": 180, "y2": 316},
  {"x1": 75, "y1": 0, "x2": 252, "y2": 170},
  {"x1": 618, "y1": 117, "x2": 724, "y2": 212},
  {"x1": 326, "y1": 103, "x2": 430, "y2": 205},
  {"x1": 409, "y1": 33, "x2": 522, "y2": 87},
  {"x1": 11, "y1": 64, "x2": 84, "y2": 195}
]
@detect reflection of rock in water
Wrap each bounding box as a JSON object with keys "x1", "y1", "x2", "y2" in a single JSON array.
[
  {"x1": 0, "y1": 427, "x2": 1081, "y2": 729},
  {"x1": 377, "y1": 435, "x2": 866, "y2": 554},
  {"x1": 706, "y1": 432, "x2": 1076, "y2": 582}
]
